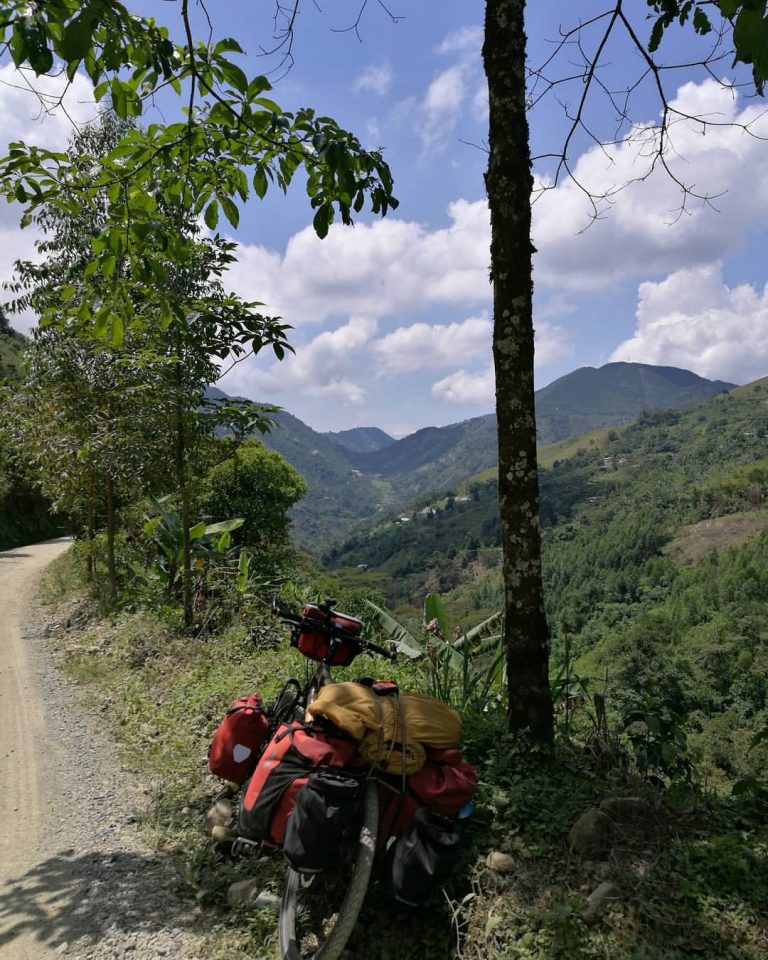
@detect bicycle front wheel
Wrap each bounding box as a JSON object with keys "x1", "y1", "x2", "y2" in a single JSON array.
[{"x1": 278, "y1": 779, "x2": 378, "y2": 960}]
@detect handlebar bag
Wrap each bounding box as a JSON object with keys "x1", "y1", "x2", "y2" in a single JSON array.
[
  {"x1": 208, "y1": 694, "x2": 269, "y2": 785},
  {"x1": 238, "y1": 722, "x2": 362, "y2": 846},
  {"x1": 384, "y1": 807, "x2": 463, "y2": 907},
  {"x1": 283, "y1": 770, "x2": 362, "y2": 874},
  {"x1": 297, "y1": 604, "x2": 363, "y2": 666}
]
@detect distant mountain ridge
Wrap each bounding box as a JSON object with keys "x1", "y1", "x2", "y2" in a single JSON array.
[
  {"x1": 324, "y1": 426, "x2": 395, "y2": 453},
  {"x1": 535, "y1": 362, "x2": 734, "y2": 443},
  {"x1": 213, "y1": 362, "x2": 738, "y2": 550}
]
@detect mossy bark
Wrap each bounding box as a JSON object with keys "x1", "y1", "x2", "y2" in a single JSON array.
[{"x1": 483, "y1": 0, "x2": 554, "y2": 743}]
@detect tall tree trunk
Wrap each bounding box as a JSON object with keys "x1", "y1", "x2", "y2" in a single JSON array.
[
  {"x1": 105, "y1": 475, "x2": 117, "y2": 604},
  {"x1": 85, "y1": 482, "x2": 95, "y2": 582},
  {"x1": 175, "y1": 396, "x2": 193, "y2": 629},
  {"x1": 483, "y1": 0, "x2": 554, "y2": 743}
]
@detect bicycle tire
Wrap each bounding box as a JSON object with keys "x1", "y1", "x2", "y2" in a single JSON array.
[{"x1": 278, "y1": 779, "x2": 378, "y2": 960}]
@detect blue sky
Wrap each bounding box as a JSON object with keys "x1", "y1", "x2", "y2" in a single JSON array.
[{"x1": 4, "y1": 2, "x2": 768, "y2": 435}]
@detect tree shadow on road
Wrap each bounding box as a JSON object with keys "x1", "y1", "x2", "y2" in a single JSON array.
[{"x1": 0, "y1": 848, "x2": 194, "y2": 953}]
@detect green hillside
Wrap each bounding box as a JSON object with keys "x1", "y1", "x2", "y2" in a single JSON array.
[
  {"x1": 0, "y1": 324, "x2": 26, "y2": 381},
  {"x1": 327, "y1": 381, "x2": 768, "y2": 617},
  {"x1": 259, "y1": 408, "x2": 398, "y2": 548},
  {"x1": 323, "y1": 426, "x2": 395, "y2": 453},
  {"x1": 254, "y1": 363, "x2": 735, "y2": 551},
  {"x1": 328, "y1": 379, "x2": 768, "y2": 787},
  {"x1": 535, "y1": 361, "x2": 734, "y2": 443}
]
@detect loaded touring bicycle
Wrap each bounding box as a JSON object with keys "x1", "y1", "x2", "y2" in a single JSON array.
[{"x1": 208, "y1": 598, "x2": 477, "y2": 960}]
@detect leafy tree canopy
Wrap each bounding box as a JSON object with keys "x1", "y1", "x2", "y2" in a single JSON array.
[
  {"x1": 198, "y1": 438, "x2": 308, "y2": 551},
  {"x1": 0, "y1": 1, "x2": 397, "y2": 340}
]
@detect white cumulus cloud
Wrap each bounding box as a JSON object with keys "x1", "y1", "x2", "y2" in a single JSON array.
[
  {"x1": 225, "y1": 198, "x2": 491, "y2": 325},
  {"x1": 430, "y1": 320, "x2": 573, "y2": 406},
  {"x1": 437, "y1": 26, "x2": 482, "y2": 55},
  {"x1": 610, "y1": 263, "x2": 768, "y2": 384},
  {"x1": 353, "y1": 62, "x2": 393, "y2": 96},
  {"x1": 372, "y1": 313, "x2": 492, "y2": 372},
  {"x1": 533, "y1": 80, "x2": 768, "y2": 290},
  {"x1": 418, "y1": 64, "x2": 468, "y2": 153},
  {"x1": 432, "y1": 365, "x2": 494, "y2": 406},
  {"x1": 221, "y1": 317, "x2": 377, "y2": 407}
]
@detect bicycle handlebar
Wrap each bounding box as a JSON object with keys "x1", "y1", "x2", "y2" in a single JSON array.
[{"x1": 270, "y1": 597, "x2": 397, "y2": 661}]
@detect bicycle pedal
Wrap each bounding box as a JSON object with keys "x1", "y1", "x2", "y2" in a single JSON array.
[{"x1": 232, "y1": 836, "x2": 262, "y2": 857}]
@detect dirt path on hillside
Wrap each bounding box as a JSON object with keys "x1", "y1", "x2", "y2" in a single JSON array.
[{"x1": 0, "y1": 541, "x2": 205, "y2": 960}]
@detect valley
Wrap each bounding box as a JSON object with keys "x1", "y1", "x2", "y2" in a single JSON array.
[{"x1": 258, "y1": 361, "x2": 734, "y2": 550}]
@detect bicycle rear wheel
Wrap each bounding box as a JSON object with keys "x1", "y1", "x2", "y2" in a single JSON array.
[{"x1": 278, "y1": 779, "x2": 378, "y2": 960}]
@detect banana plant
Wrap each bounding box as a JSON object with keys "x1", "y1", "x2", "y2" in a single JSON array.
[
  {"x1": 365, "y1": 593, "x2": 504, "y2": 708},
  {"x1": 143, "y1": 497, "x2": 243, "y2": 594}
]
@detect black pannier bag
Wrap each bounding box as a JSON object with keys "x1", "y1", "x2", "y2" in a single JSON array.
[
  {"x1": 385, "y1": 807, "x2": 463, "y2": 906},
  {"x1": 283, "y1": 770, "x2": 362, "y2": 874}
]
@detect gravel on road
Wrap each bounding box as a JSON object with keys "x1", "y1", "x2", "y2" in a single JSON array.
[{"x1": 0, "y1": 541, "x2": 208, "y2": 960}]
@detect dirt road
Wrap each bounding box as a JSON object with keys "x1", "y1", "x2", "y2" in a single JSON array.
[{"x1": 0, "y1": 541, "x2": 203, "y2": 960}]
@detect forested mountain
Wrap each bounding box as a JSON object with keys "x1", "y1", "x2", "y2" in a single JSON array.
[
  {"x1": 251, "y1": 407, "x2": 397, "y2": 548},
  {"x1": 323, "y1": 426, "x2": 395, "y2": 453},
  {"x1": 253, "y1": 362, "x2": 732, "y2": 550},
  {"x1": 326, "y1": 376, "x2": 768, "y2": 782},
  {"x1": 326, "y1": 377, "x2": 768, "y2": 612},
  {"x1": 535, "y1": 362, "x2": 734, "y2": 443}
]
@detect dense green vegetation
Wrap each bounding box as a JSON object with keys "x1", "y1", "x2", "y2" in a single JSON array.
[
  {"x1": 535, "y1": 362, "x2": 733, "y2": 443},
  {"x1": 324, "y1": 426, "x2": 395, "y2": 453},
  {"x1": 255, "y1": 364, "x2": 734, "y2": 553},
  {"x1": 0, "y1": 325, "x2": 65, "y2": 549},
  {"x1": 327, "y1": 382, "x2": 768, "y2": 786}
]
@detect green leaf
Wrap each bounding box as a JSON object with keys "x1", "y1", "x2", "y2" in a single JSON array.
[
  {"x1": 204, "y1": 199, "x2": 219, "y2": 229},
  {"x1": 203, "y1": 518, "x2": 245, "y2": 536},
  {"x1": 648, "y1": 16, "x2": 666, "y2": 53},
  {"x1": 110, "y1": 79, "x2": 128, "y2": 118},
  {"x1": 220, "y1": 195, "x2": 240, "y2": 228},
  {"x1": 188, "y1": 521, "x2": 207, "y2": 541},
  {"x1": 221, "y1": 61, "x2": 248, "y2": 94},
  {"x1": 110, "y1": 312, "x2": 124, "y2": 346},
  {"x1": 60, "y1": 6, "x2": 99, "y2": 62},
  {"x1": 424, "y1": 593, "x2": 451, "y2": 642},
  {"x1": 214, "y1": 38, "x2": 244, "y2": 55},
  {"x1": 102, "y1": 254, "x2": 117, "y2": 278},
  {"x1": 459, "y1": 611, "x2": 503, "y2": 649},
  {"x1": 364, "y1": 600, "x2": 423, "y2": 659},
  {"x1": 253, "y1": 167, "x2": 268, "y2": 199},
  {"x1": 692, "y1": 6, "x2": 712, "y2": 35},
  {"x1": 312, "y1": 204, "x2": 331, "y2": 239}
]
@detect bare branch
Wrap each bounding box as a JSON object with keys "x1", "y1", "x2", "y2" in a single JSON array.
[{"x1": 526, "y1": 1, "x2": 768, "y2": 226}]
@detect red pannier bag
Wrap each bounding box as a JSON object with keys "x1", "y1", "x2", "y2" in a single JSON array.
[
  {"x1": 296, "y1": 604, "x2": 363, "y2": 666},
  {"x1": 378, "y1": 747, "x2": 477, "y2": 846},
  {"x1": 238, "y1": 722, "x2": 362, "y2": 846},
  {"x1": 208, "y1": 694, "x2": 270, "y2": 785}
]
